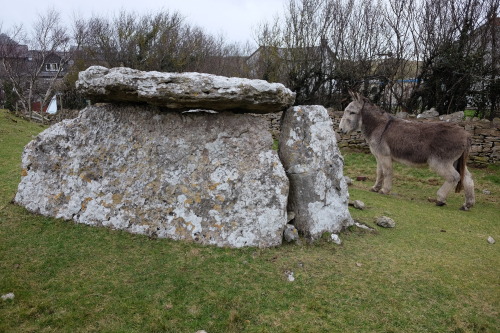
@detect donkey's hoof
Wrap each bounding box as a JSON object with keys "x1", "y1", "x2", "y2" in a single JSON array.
[
  {"x1": 460, "y1": 205, "x2": 471, "y2": 211},
  {"x1": 370, "y1": 188, "x2": 379, "y2": 193},
  {"x1": 428, "y1": 197, "x2": 445, "y2": 205}
]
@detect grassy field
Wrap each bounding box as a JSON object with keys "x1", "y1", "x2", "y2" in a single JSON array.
[{"x1": 1, "y1": 109, "x2": 499, "y2": 332}]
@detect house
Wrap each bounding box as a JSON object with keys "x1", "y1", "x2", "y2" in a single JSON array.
[
  {"x1": 1, "y1": 33, "x2": 71, "y2": 112},
  {"x1": 33, "y1": 51, "x2": 69, "y2": 80},
  {"x1": 247, "y1": 38, "x2": 336, "y2": 82}
]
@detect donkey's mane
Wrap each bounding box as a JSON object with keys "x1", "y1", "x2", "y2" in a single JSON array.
[{"x1": 359, "y1": 100, "x2": 390, "y2": 138}]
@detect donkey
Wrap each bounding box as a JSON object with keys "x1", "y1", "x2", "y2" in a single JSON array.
[{"x1": 339, "y1": 92, "x2": 475, "y2": 210}]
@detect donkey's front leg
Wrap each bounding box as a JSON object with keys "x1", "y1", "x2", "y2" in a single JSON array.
[
  {"x1": 371, "y1": 157, "x2": 384, "y2": 192},
  {"x1": 378, "y1": 156, "x2": 393, "y2": 194}
]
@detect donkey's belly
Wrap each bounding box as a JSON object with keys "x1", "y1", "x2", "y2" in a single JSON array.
[
  {"x1": 388, "y1": 143, "x2": 429, "y2": 166},
  {"x1": 392, "y1": 156, "x2": 427, "y2": 167}
]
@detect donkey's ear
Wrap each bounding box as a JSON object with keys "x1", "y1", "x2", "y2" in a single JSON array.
[
  {"x1": 349, "y1": 90, "x2": 362, "y2": 102},
  {"x1": 348, "y1": 90, "x2": 357, "y2": 101}
]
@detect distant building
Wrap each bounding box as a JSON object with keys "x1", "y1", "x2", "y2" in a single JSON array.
[{"x1": 0, "y1": 33, "x2": 70, "y2": 112}]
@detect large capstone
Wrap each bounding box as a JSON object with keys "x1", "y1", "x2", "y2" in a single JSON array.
[
  {"x1": 75, "y1": 66, "x2": 296, "y2": 113},
  {"x1": 14, "y1": 105, "x2": 289, "y2": 248},
  {"x1": 279, "y1": 105, "x2": 353, "y2": 240}
]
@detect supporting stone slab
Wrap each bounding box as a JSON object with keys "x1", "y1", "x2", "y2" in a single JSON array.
[{"x1": 15, "y1": 105, "x2": 289, "y2": 248}]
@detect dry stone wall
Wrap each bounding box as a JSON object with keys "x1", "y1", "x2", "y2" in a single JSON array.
[{"x1": 462, "y1": 119, "x2": 500, "y2": 165}]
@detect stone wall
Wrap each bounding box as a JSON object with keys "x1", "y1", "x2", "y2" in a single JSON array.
[{"x1": 261, "y1": 111, "x2": 500, "y2": 166}]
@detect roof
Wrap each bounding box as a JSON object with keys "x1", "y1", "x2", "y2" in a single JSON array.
[
  {"x1": 0, "y1": 33, "x2": 18, "y2": 45},
  {"x1": 248, "y1": 39, "x2": 336, "y2": 62}
]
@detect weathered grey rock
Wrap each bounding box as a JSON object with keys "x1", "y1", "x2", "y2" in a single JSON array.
[
  {"x1": 376, "y1": 216, "x2": 396, "y2": 228},
  {"x1": 439, "y1": 111, "x2": 464, "y2": 122},
  {"x1": 395, "y1": 111, "x2": 409, "y2": 119},
  {"x1": 283, "y1": 224, "x2": 299, "y2": 242},
  {"x1": 487, "y1": 236, "x2": 495, "y2": 244},
  {"x1": 279, "y1": 105, "x2": 353, "y2": 240},
  {"x1": 417, "y1": 108, "x2": 439, "y2": 119},
  {"x1": 76, "y1": 66, "x2": 296, "y2": 114},
  {"x1": 15, "y1": 105, "x2": 289, "y2": 248}
]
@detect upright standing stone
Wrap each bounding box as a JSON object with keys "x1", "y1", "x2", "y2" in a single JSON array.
[
  {"x1": 279, "y1": 105, "x2": 353, "y2": 240},
  {"x1": 14, "y1": 105, "x2": 289, "y2": 248}
]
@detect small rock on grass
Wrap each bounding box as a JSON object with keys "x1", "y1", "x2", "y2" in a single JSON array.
[
  {"x1": 354, "y1": 222, "x2": 375, "y2": 231},
  {"x1": 348, "y1": 200, "x2": 366, "y2": 210},
  {"x1": 353, "y1": 200, "x2": 365, "y2": 210},
  {"x1": 1, "y1": 293, "x2": 14, "y2": 301},
  {"x1": 487, "y1": 236, "x2": 495, "y2": 244},
  {"x1": 376, "y1": 216, "x2": 396, "y2": 228},
  {"x1": 330, "y1": 234, "x2": 342, "y2": 245},
  {"x1": 283, "y1": 224, "x2": 299, "y2": 242}
]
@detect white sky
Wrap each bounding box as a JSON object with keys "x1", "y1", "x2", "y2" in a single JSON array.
[{"x1": 1, "y1": 0, "x2": 285, "y2": 46}]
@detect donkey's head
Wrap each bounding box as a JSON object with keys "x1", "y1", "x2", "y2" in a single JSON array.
[{"x1": 339, "y1": 91, "x2": 365, "y2": 134}]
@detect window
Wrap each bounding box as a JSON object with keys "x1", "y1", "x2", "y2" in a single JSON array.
[{"x1": 45, "y1": 63, "x2": 59, "y2": 71}]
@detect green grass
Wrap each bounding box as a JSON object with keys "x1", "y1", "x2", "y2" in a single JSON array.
[
  {"x1": 1, "y1": 109, "x2": 499, "y2": 332},
  {"x1": 464, "y1": 109, "x2": 476, "y2": 118}
]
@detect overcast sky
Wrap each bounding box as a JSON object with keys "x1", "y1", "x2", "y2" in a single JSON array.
[{"x1": 1, "y1": 0, "x2": 285, "y2": 45}]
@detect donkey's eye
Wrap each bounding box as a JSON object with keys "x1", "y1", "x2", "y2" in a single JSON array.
[{"x1": 350, "y1": 112, "x2": 357, "y2": 115}]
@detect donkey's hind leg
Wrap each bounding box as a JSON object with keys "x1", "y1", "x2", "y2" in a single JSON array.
[
  {"x1": 430, "y1": 161, "x2": 460, "y2": 206},
  {"x1": 460, "y1": 167, "x2": 475, "y2": 211}
]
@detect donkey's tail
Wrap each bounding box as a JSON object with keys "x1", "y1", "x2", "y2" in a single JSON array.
[{"x1": 455, "y1": 138, "x2": 471, "y2": 193}]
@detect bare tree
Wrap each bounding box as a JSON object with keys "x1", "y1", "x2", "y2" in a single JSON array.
[
  {"x1": 253, "y1": 0, "x2": 337, "y2": 104},
  {"x1": 0, "y1": 25, "x2": 28, "y2": 113},
  {"x1": 374, "y1": 0, "x2": 419, "y2": 111},
  {"x1": 253, "y1": 0, "x2": 388, "y2": 107},
  {"x1": 409, "y1": 0, "x2": 498, "y2": 116},
  {"x1": 73, "y1": 10, "x2": 250, "y2": 76},
  {"x1": 252, "y1": 0, "x2": 498, "y2": 116}
]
